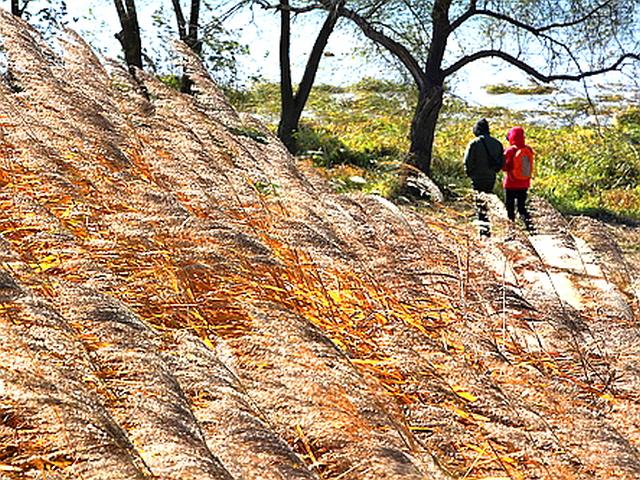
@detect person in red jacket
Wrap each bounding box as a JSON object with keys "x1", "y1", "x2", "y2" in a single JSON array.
[{"x1": 503, "y1": 126, "x2": 535, "y2": 232}]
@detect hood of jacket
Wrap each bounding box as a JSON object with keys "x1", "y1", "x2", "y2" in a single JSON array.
[
  {"x1": 473, "y1": 118, "x2": 490, "y2": 137},
  {"x1": 507, "y1": 126, "x2": 525, "y2": 148}
]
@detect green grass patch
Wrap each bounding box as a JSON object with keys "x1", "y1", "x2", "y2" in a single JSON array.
[
  {"x1": 159, "y1": 74, "x2": 182, "y2": 91},
  {"x1": 228, "y1": 79, "x2": 640, "y2": 220},
  {"x1": 228, "y1": 126, "x2": 268, "y2": 144},
  {"x1": 485, "y1": 83, "x2": 556, "y2": 95}
]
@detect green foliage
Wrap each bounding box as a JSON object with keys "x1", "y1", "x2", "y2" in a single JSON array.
[
  {"x1": 230, "y1": 80, "x2": 640, "y2": 219},
  {"x1": 228, "y1": 126, "x2": 268, "y2": 144},
  {"x1": 558, "y1": 97, "x2": 592, "y2": 112},
  {"x1": 228, "y1": 82, "x2": 281, "y2": 121},
  {"x1": 486, "y1": 83, "x2": 556, "y2": 95},
  {"x1": 597, "y1": 94, "x2": 625, "y2": 103},
  {"x1": 159, "y1": 75, "x2": 182, "y2": 91},
  {"x1": 531, "y1": 125, "x2": 640, "y2": 217},
  {"x1": 616, "y1": 107, "x2": 640, "y2": 144},
  {"x1": 296, "y1": 125, "x2": 379, "y2": 169},
  {"x1": 252, "y1": 180, "x2": 280, "y2": 196}
]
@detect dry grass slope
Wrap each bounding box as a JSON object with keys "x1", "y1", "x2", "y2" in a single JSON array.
[{"x1": 0, "y1": 12, "x2": 639, "y2": 480}]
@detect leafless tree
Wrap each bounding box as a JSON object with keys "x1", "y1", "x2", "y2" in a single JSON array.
[
  {"x1": 276, "y1": 0, "x2": 343, "y2": 153},
  {"x1": 170, "y1": 0, "x2": 202, "y2": 92},
  {"x1": 242, "y1": 0, "x2": 342, "y2": 153}
]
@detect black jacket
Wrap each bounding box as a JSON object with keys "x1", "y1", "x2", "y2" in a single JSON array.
[{"x1": 464, "y1": 134, "x2": 504, "y2": 183}]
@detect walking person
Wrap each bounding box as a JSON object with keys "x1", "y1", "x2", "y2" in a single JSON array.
[
  {"x1": 464, "y1": 118, "x2": 504, "y2": 237},
  {"x1": 503, "y1": 126, "x2": 535, "y2": 233}
]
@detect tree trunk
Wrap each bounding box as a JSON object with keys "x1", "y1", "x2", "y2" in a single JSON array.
[
  {"x1": 113, "y1": 0, "x2": 143, "y2": 71},
  {"x1": 170, "y1": 0, "x2": 201, "y2": 93},
  {"x1": 186, "y1": 0, "x2": 202, "y2": 55},
  {"x1": 408, "y1": 84, "x2": 444, "y2": 176},
  {"x1": 278, "y1": 111, "x2": 298, "y2": 154},
  {"x1": 277, "y1": 0, "x2": 297, "y2": 153},
  {"x1": 11, "y1": 0, "x2": 20, "y2": 16},
  {"x1": 181, "y1": 0, "x2": 202, "y2": 94},
  {"x1": 278, "y1": 0, "x2": 341, "y2": 155}
]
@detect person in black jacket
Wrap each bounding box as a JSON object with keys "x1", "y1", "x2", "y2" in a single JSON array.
[{"x1": 464, "y1": 118, "x2": 504, "y2": 237}]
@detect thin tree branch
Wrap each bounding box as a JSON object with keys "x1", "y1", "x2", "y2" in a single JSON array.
[
  {"x1": 536, "y1": 0, "x2": 614, "y2": 33},
  {"x1": 256, "y1": 1, "x2": 322, "y2": 13},
  {"x1": 362, "y1": 0, "x2": 387, "y2": 19},
  {"x1": 335, "y1": 4, "x2": 428, "y2": 91},
  {"x1": 450, "y1": 1, "x2": 614, "y2": 35},
  {"x1": 443, "y1": 50, "x2": 640, "y2": 81},
  {"x1": 398, "y1": 0, "x2": 430, "y2": 43},
  {"x1": 221, "y1": 0, "x2": 250, "y2": 21},
  {"x1": 20, "y1": 0, "x2": 31, "y2": 16},
  {"x1": 448, "y1": 4, "x2": 475, "y2": 33}
]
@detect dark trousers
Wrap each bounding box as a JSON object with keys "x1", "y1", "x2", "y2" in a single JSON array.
[
  {"x1": 505, "y1": 188, "x2": 534, "y2": 231},
  {"x1": 472, "y1": 179, "x2": 494, "y2": 237}
]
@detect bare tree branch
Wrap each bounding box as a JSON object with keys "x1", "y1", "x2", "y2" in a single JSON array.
[
  {"x1": 443, "y1": 49, "x2": 640, "y2": 80},
  {"x1": 336, "y1": 4, "x2": 428, "y2": 91},
  {"x1": 362, "y1": 0, "x2": 388, "y2": 19},
  {"x1": 398, "y1": 0, "x2": 430, "y2": 44},
  {"x1": 536, "y1": 0, "x2": 614, "y2": 33},
  {"x1": 450, "y1": 1, "x2": 615, "y2": 35},
  {"x1": 256, "y1": 1, "x2": 323, "y2": 13}
]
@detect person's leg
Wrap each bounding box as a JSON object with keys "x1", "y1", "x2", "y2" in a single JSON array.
[
  {"x1": 473, "y1": 180, "x2": 493, "y2": 237},
  {"x1": 516, "y1": 189, "x2": 534, "y2": 232},
  {"x1": 505, "y1": 189, "x2": 516, "y2": 221},
  {"x1": 475, "y1": 194, "x2": 490, "y2": 237}
]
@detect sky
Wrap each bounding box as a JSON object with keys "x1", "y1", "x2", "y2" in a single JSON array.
[{"x1": 2, "y1": 0, "x2": 637, "y2": 111}]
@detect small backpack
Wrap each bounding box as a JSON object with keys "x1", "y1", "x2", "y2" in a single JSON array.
[{"x1": 512, "y1": 146, "x2": 534, "y2": 180}]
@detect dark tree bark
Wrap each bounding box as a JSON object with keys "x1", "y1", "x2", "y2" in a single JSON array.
[
  {"x1": 113, "y1": 0, "x2": 143, "y2": 71},
  {"x1": 186, "y1": 0, "x2": 202, "y2": 54},
  {"x1": 278, "y1": 0, "x2": 296, "y2": 152},
  {"x1": 336, "y1": 0, "x2": 449, "y2": 175},
  {"x1": 409, "y1": 85, "x2": 443, "y2": 175},
  {"x1": 10, "y1": 0, "x2": 30, "y2": 17},
  {"x1": 171, "y1": 0, "x2": 202, "y2": 93},
  {"x1": 277, "y1": 0, "x2": 342, "y2": 154},
  {"x1": 406, "y1": 0, "x2": 450, "y2": 175}
]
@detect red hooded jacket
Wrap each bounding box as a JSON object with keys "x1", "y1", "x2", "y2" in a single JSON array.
[{"x1": 503, "y1": 126, "x2": 532, "y2": 190}]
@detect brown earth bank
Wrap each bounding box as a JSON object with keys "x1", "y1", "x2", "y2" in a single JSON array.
[{"x1": 0, "y1": 12, "x2": 639, "y2": 480}]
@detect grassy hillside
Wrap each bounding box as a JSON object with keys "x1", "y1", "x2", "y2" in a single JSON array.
[
  {"x1": 2, "y1": 13, "x2": 640, "y2": 480},
  {"x1": 230, "y1": 79, "x2": 640, "y2": 220}
]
